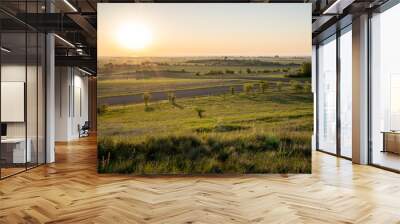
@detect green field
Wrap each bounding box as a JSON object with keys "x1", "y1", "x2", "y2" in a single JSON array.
[{"x1": 98, "y1": 57, "x2": 312, "y2": 174}]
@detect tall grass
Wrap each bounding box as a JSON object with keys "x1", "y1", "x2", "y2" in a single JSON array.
[{"x1": 98, "y1": 130, "x2": 311, "y2": 174}]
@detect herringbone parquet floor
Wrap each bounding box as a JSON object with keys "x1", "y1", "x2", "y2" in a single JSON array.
[{"x1": 1, "y1": 136, "x2": 400, "y2": 224}]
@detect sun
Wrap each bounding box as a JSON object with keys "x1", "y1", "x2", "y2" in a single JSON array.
[{"x1": 117, "y1": 23, "x2": 152, "y2": 51}]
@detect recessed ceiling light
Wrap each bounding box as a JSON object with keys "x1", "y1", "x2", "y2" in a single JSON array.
[
  {"x1": 78, "y1": 67, "x2": 93, "y2": 76},
  {"x1": 63, "y1": 0, "x2": 78, "y2": 12},
  {"x1": 54, "y1": 34, "x2": 75, "y2": 48},
  {"x1": 1, "y1": 47, "x2": 11, "y2": 53}
]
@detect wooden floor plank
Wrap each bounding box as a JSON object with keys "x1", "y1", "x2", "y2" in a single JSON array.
[{"x1": 0, "y1": 136, "x2": 400, "y2": 223}]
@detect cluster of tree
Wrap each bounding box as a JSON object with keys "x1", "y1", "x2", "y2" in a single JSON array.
[
  {"x1": 286, "y1": 62, "x2": 311, "y2": 78},
  {"x1": 289, "y1": 80, "x2": 311, "y2": 92},
  {"x1": 201, "y1": 67, "x2": 288, "y2": 76},
  {"x1": 241, "y1": 81, "x2": 270, "y2": 94},
  {"x1": 185, "y1": 59, "x2": 299, "y2": 67},
  {"x1": 204, "y1": 70, "x2": 225, "y2": 75}
]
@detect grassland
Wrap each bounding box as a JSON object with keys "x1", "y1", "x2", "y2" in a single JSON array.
[{"x1": 98, "y1": 56, "x2": 312, "y2": 174}]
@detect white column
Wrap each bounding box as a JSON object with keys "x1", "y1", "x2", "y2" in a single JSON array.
[
  {"x1": 46, "y1": 32, "x2": 55, "y2": 163},
  {"x1": 352, "y1": 14, "x2": 369, "y2": 164}
]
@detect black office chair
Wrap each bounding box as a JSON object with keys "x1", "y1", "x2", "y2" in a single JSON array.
[{"x1": 79, "y1": 121, "x2": 90, "y2": 138}]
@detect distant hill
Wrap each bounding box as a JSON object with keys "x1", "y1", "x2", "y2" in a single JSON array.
[{"x1": 185, "y1": 59, "x2": 300, "y2": 67}]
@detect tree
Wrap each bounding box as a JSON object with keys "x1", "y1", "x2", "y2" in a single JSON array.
[
  {"x1": 303, "y1": 81, "x2": 312, "y2": 92},
  {"x1": 300, "y1": 62, "x2": 311, "y2": 77},
  {"x1": 276, "y1": 81, "x2": 283, "y2": 91},
  {"x1": 195, "y1": 108, "x2": 205, "y2": 118},
  {"x1": 225, "y1": 69, "x2": 235, "y2": 74},
  {"x1": 143, "y1": 92, "x2": 151, "y2": 108},
  {"x1": 290, "y1": 80, "x2": 303, "y2": 92},
  {"x1": 97, "y1": 104, "x2": 108, "y2": 115},
  {"x1": 167, "y1": 92, "x2": 176, "y2": 104},
  {"x1": 246, "y1": 68, "x2": 252, "y2": 74},
  {"x1": 243, "y1": 83, "x2": 254, "y2": 94},
  {"x1": 260, "y1": 81, "x2": 269, "y2": 93},
  {"x1": 230, "y1": 86, "x2": 235, "y2": 95}
]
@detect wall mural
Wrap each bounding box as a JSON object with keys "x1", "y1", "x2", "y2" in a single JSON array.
[{"x1": 97, "y1": 3, "x2": 312, "y2": 174}]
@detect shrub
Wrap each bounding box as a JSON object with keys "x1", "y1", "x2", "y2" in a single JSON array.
[
  {"x1": 225, "y1": 69, "x2": 235, "y2": 74},
  {"x1": 97, "y1": 104, "x2": 108, "y2": 115},
  {"x1": 290, "y1": 80, "x2": 303, "y2": 91},
  {"x1": 276, "y1": 81, "x2": 283, "y2": 91},
  {"x1": 230, "y1": 86, "x2": 235, "y2": 95},
  {"x1": 143, "y1": 92, "x2": 151, "y2": 107},
  {"x1": 167, "y1": 92, "x2": 176, "y2": 104},
  {"x1": 260, "y1": 81, "x2": 269, "y2": 93},
  {"x1": 300, "y1": 62, "x2": 311, "y2": 77},
  {"x1": 286, "y1": 62, "x2": 311, "y2": 78},
  {"x1": 303, "y1": 81, "x2": 311, "y2": 92},
  {"x1": 243, "y1": 83, "x2": 254, "y2": 94},
  {"x1": 206, "y1": 70, "x2": 224, "y2": 75},
  {"x1": 195, "y1": 108, "x2": 205, "y2": 118},
  {"x1": 246, "y1": 68, "x2": 252, "y2": 74}
]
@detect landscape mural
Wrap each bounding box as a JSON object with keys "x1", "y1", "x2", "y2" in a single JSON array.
[{"x1": 97, "y1": 3, "x2": 312, "y2": 174}]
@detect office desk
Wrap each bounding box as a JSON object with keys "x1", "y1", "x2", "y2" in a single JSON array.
[{"x1": 1, "y1": 138, "x2": 31, "y2": 164}]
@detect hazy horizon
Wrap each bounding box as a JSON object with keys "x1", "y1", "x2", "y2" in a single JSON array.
[
  {"x1": 99, "y1": 55, "x2": 311, "y2": 59},
  {"x1": 98, "y1": 3, "x2": 311, "y2": 58}
]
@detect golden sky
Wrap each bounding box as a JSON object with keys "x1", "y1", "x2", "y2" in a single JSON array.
[{"x1": 98, "y1": 3, "x2": 311, "y2": 57}]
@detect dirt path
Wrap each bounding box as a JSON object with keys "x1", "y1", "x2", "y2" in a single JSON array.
[
  {"x1": 99, "y1": 78, "x2": 308, "y2": 106},
  {"x1": 99, "y1": 85, "x2": 246, "y2": 106}
]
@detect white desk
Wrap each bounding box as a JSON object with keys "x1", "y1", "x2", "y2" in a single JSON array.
[{"x1": 1, "y1": 138, "x2": 31, "y2": 163}]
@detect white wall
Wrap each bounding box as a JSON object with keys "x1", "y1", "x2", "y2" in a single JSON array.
[
  {"x1": 55, "y1": 67, "x2": 89, "y2": 141},
  {"x1": 352, "y1": 14, "x2": 369, "y2": 164}
]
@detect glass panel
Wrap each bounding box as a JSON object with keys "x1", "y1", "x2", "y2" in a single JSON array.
[
  {"x1": 317, "y1": 36, "x2": 337, "y2": 154},
  {"x1": 371, "y1": 4, "x2": 400, "y2": 171},
  {"x1": 38, "y1": 33, "x2": 45, "y2": 165},
  {"x1": 339, "y1": 28, "x2": 352, "y2": 158},
  {"x1": 27, "y1": 31, "x2": 38, "y2": 169},
  {"x1": 1, "y1": 31, "x2": 27, "y2": 177},
  {"x1": 26, "y1": 0, "x2": 39, "y2": 169}
]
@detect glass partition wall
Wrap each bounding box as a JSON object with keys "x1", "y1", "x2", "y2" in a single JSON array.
[
  {"x1": 316, "y1": 25, "x2": 352, "y2": 159},
  {"x1": 370, "y1": 3, "x2": 400, "y2": 171},
  {"x1": 0, "y1": 6, "x2": 46, "y2": 179},
  {"x1": 339, "y1": 26, "x2": 352, "y2": 159},
  {"x1": 317, "y1": 35, "x2": 337, "y2": 154}
]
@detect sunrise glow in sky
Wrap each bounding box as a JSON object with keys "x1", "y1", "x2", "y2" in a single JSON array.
[{"x1": 98, "y1": 3, "x2": 311, "y2": 57}]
